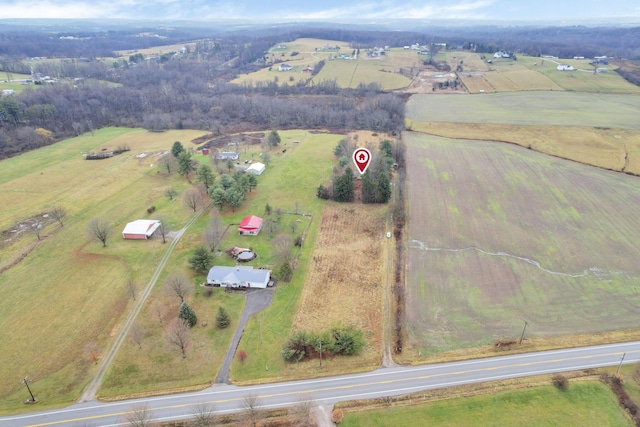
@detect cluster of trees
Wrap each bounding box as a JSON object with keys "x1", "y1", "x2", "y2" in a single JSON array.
[
  {"x1": 317, "y1": 138, "x2": 393, "y2": 204},
  {"x1": 209, "y1": 170, "x2": 257, "y2": 212},
  {"x1": 281, "y1": 326, "x2": 366, "y2": 363}
]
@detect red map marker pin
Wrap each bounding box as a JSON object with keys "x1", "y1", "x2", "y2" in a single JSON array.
[{"x1": 352, "y1": 148, "x2": 372, "y2": 175}]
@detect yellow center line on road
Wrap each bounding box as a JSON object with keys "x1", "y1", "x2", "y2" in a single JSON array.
[{"x1": 27, "y1": 349, "x2": 640, "y2": 427}]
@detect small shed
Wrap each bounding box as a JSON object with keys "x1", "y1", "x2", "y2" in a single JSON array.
[
  {"x1": 238, "y1": 215, "x2": 263, "y2": 235},
  {"x1": 201, "y1": 148, "x2": 210, "y2": 155},
  {"x1": 122, "y1": 220, "x2": 161, "y2": 240},
  {"x1": 246, "y1": 162, "x2": 265, "y2": 175}
]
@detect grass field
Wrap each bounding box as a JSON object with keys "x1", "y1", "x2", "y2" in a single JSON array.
[
  {"x1": 403, "y1": 132, "x2": 640, "y2": 356},
  {"x1": 288, "y1": 203, "x2": 388, "y2": 371},
  {"x1": 406, "y1": 91, "x2": 640, "y2": 129},
  {"x1": 0, "y1": 127, "x2": 209, "y2": 412},
  {"x1": 406, "y1": 121, "x2": 640, "y2": 175},
  {"x1": 233, "y1": 39, "x2": 413, "y2": 90},
  {"x1": 341, "y1": 381, "x2": 632, "y2": 426},
  {"x1": 444, "y1": 51, "x2": 640, "y2": 94}
]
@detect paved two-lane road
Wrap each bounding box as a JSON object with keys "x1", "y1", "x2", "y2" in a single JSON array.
[{"x1": 2, "y1": 341, "x2": 639, "y2": 426}]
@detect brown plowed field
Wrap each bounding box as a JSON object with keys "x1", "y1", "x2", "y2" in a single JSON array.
[
  {"x1": 405, "y1": 132, "x2": 640, "y2": 355},
  {"x1": 293, "y1": 203, "x2": 388, "y2": 364}
]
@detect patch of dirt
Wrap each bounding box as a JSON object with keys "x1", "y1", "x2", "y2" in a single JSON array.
[
  {"x1": 0, "y1": 213, "x2": 59, "y2": 274},
  {"x1": 395, "y1": 68, "x2": 465, "y2": 94}
]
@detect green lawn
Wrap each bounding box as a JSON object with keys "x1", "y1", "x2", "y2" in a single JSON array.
[
  {"x1": 342, "y1": 382, "x2": 633, "y2": 426},
  {"x1": 0, "y1": 127, "x2": 207, "y2": 413}
]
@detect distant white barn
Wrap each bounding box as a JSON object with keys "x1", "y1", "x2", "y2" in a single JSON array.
[
  {"x1": 122, "y1": 220, "x2": 161, "y2": 240},
  {"x1": 246, "y1": 162, "x2": 265, "y2": 175},
  {"x1": 557, "y1": 64, "x2": 575, "y2": 71}
]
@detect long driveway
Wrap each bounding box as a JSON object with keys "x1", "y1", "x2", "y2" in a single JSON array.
[{"x1": 3, "y1": 341, "x2": 639, "y2": 426}]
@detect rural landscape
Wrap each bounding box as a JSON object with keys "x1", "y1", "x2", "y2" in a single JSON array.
[{"x1": 2, "y1": 14, "x2": 640, "y2": 426}]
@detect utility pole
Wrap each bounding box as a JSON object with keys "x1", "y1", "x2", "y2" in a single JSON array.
[
  {"x1": 319, "y1": 341, "x2": 323, "y2": 368},
  {"x1": 22, "y1": 377, "x2": 36, "y2": 403},
  {"x1": 616, "y1": 353, "x2": 626, "y2": 376},
  {"x1": 519, "y1": 320, "x2": 528, "y2": 345}
]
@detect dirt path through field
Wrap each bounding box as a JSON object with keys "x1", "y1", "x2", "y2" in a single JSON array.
[{"x1": 81, "y1": 203, "x2": 211, "y2": 402}]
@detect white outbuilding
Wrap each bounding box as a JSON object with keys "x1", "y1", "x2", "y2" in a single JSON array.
[
  {"x1": 122, "y1": 219, "x2": 161, "y2": 240},
  {"x1": 246, "y1": 162, "x2": 265, "y2": 175}
]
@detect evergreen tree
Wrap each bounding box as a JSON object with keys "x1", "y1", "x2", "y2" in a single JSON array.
[
  {"x1": 361, "y1": 170, "x2": 375, "y2": 203},
  {"x1": 379, "y1": 140, "x2": 393, "y2": 158},
  {"x1": 188, "y1": 246, "x2": 213, "y2": 273},
  {"x1": 225, "y1": 187, "x2": 244, "y2": 212},
  {"x1": 177, "y1": 151, "x2": 196, "y2": 180},
  {"x1": 376, "y1": 172, "x2": 392, "y2": 203},
  {"x1": 178, "y1": 301, "x2": 198, "y2": 328},
  {"x1": 171, "y1": 141, "x2": 185, "y2": 158},
  {"x1": 216, "y1": 306, "x2": 231, "y2": 329},
  {"x1": 278, "y1": 259, "x2": 293, "y2": 281},
  {"x1": 267, "y1": 130, "x2": 281, "y2": 147},
  {"x1": 333, "y1": 168, "x2": 354, "y2": 202},
  {"x1": 247, "y1": 174, "x2": 258, "y2": 192},
  {"x1": 196, "y1": 164, "x2": 215, "y2": 191},
  {"x1": 264, "y1": 202, "x2": 272, "y2": 216},
  {"x1": 209, "y1": 187, "x2": 226, "y2": 211}
]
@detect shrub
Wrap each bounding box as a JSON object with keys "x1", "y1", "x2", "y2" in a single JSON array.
[
  {"x1": 331, "y1": 326, "x2": 365, "y2": 356},
  {"x1": 237, "y1": 350, "x2": 247, "y2": 363},
  {"x1": 552, "y1": 373, "x2": 569, "y2": 390},
  {"x1": 146, "y1": 206, "x2": 156, "y2": 214},
  {"x1": 331, "y1": 409, "x2": 344, "y2": 424}
]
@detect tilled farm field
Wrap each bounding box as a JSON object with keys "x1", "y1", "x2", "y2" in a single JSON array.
[{"x1": 405, "y1": 132, "x2": 640, "y2": 354}]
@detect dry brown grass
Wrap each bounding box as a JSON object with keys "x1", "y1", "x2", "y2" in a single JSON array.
[
  {"x1": 293, "y1": 203, "x2": 388, "y2": 367},
  {"x1": 406, "y1": 120, "x2": 640, "y2": 174},
  {"x1": 396, "y1": 328, "x2": 640, "y2": 366}
]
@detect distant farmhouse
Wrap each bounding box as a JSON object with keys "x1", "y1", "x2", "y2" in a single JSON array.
[
  {"x1": 593, "y1": 56, "x2": 609, "y2": 65},
  {"x1": 206, "y1": 266, "x2": 271, "y2": 289},
  {"x1": 122, "y1": 219, "x2": 161, "y2": 240},
  {"x1": 217, "y1": 152, "x2": 239, "y2": 160},
  {"x1": 493, "y1": 51, "x2": 510, "y2": 58},
  {"x1": 278, "y1": 63, "x2": 293, "y2": 71},
  {"x1": 557, "y1": 64, "x2": 575, "y2": 71}
]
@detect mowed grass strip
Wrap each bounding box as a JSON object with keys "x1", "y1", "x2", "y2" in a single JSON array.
[
  {"x1": 406, "y1": 121, "x2": 640, "y2": 175},
  {"x1": 341, "y1": 381, "x2": 633, "y2": 426},
  {"x1": 403, "y1": 132, "x2": 640, "y2": 356},
  {"x1": 405, "y1": 91, "x2": 640, "y2": 129},
  {"x1": 0, "y1": 128, "x2": 207, "y2": 412}
]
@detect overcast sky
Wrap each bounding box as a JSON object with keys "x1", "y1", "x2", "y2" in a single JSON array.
[{"x1": 1, "y1": 0, "x2": 639, "y2": 21}]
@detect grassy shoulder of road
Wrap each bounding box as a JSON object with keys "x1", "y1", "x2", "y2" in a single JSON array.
[
  {"x1": 0, "y1": 127, "x2": 207, "y2": 413},
  {"x1": 339, "y1": 377, "x2": 633, "y2": 426},
  {"x1": 406, "y1": 120, "x2": 640, "y2": 175}
]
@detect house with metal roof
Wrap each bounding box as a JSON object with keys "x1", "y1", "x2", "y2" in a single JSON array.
[
  {"x1": 122, "y1": 219, "x2": 161, "y2": 240},
  {"x1": 206, "y1": 266, "x2": 271, "y2": 288}
]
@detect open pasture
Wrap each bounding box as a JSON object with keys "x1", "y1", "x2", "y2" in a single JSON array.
[
  {"x1": 234, "y1": 39, "x2": 412, "y2": 90},
  {"x1": 404, "y1": 132, "x2": 640, "y2": 354},
  {"x1": 406, "y1": 121, "x2": 640, "y2": 175},
  {"x1": 115, "y1": 41, "x2": 198, "y2": 58},
  {"x1": 341, "y1": 381, "x2": 632, "y2": 426},
  {"x1": 406, "y1": 91, "x2": 640, "y2": 129},
  {"x1": 0, "y1": 128, "x2": 208, "y2": 411}
]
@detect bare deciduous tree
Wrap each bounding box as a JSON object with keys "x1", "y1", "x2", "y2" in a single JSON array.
[
  {"x1": 164, "y1": 187, "x2": 178, "y2": 201},
  {"x1": 203, "y1": 209, "x2": 223, "y2": 252},
  {"x1": 164, "y1": 272, "x2": 191, "y2": 302},
  {"x1": 182, "y1": 187, "x2": 203, "y2": 213},
  {"x1": 83, "y1": 341, "x2": 101, "y2": 365},
  {"x1": 86, "y1": 217, "x2": 112, "y2": 247},
  {"x1": 158, "y1": 153, "x2": 178, "y2": 174},
  {"x1": 273, "y1": 234, "x2": 292, "y2": 261},
  {"x1": 191, "y1": 402, "x2": 217, "y2": 427},
  {"x1": 49, "y1": 206, "x2": 67, "y2": 227},
  {"x1": 155, "y1": 215, "x2": 170, "y2": 244},
  {"x1": 241, "y1": 394, "x2": 263, "y2": 427},
  {"x1": 288, "y1": 395, "x2": 316, "y2": 427},
  {"x1": 151, "y1": 300, "x2": 167, "y2": 324},
  {"x1": 166, "y1": 319, "x2": 191, "y2": 358},
  {"x1": 127, "y1": 279, "x2": 136, "y2": 301},
  {"x1": 130, "y1": 322, "x2": 145, "y2": 349},
  {"x1": 31, "y1": 221, "x2": 43, "y2": 241},
  {"x1": 126, "y1": 404, "x2": 153, "y2": 427}
]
